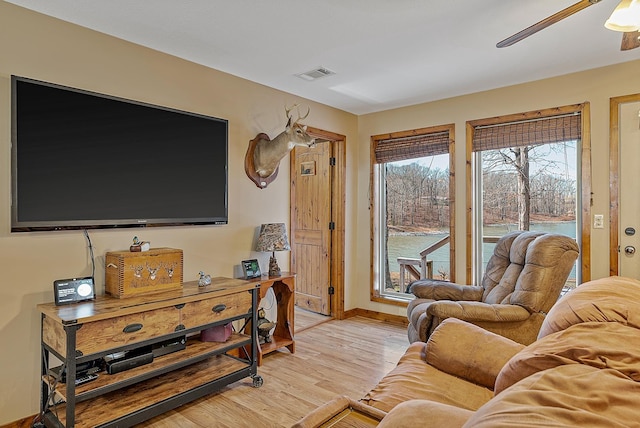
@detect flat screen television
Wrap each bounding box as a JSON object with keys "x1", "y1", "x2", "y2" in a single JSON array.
[{"x1": 11, "y1": 76, "x2": 228, "y2": 232}]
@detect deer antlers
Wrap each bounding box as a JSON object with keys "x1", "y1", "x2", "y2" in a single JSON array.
[{"x1": 285, "y1": 104, "x2": 310, "y2": 128}]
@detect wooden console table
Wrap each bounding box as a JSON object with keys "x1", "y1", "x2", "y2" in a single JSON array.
[
  {"x1": 246, "y1": 272, "x2": 296, "y2": 365},
  {"x1": 37, "y1": 278, "x2": 260, "y2": 428}
]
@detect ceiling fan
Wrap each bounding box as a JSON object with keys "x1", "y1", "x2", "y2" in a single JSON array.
[{"x1": 497, "y1": 0, "x2": 640, "y2": 51}]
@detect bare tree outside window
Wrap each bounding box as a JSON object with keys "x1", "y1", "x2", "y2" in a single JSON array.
[{"x1": 481, "y1": 142, "x2": 576, "y2": 233}]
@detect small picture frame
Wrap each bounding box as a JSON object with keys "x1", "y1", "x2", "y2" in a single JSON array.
[
  {"x1": 242, "y1": 259, "x2": 261, "y2": 279},
  {"x1": 300, "y1": 161, "x2": 316, "y2": 176}
]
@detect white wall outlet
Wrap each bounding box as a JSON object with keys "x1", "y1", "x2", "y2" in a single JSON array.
[{"x1": 594, "y1": 214, "x2": 604, "y2": 229}]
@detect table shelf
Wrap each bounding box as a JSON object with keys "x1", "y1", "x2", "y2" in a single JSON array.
[{"x1": 245, "y1": 273, "x2": 296, "y2": 365}]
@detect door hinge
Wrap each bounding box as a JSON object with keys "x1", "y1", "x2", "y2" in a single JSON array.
[
  {"x1": 329, "y1": 157, "x2": 336, "y2": 166},
  {"x1": 329, "y1": 221, "x2": 335, "y2": 230},
  {"x1": 328, "y1": 286, "x2": 335, "y2": 295}
]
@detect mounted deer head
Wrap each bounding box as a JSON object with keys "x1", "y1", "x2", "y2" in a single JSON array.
[{"x1": 252, "y1": 105, "x2": 315, "y2": 180}]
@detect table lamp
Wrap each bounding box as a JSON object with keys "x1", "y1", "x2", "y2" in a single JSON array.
[{"x1": 255, "y1": 223, "x2": 291, "y2": 277}]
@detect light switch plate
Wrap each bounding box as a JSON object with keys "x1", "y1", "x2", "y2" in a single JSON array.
[{"x1": 594, "y1": 214, "x2": 604, "y2": 229}]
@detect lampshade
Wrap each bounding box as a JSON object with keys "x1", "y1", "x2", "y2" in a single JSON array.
[
  {"x1": 255, "y1": 223, "x2": 291, "y2": 252},
  {"x1": 605, "y1": 0, "x2": 640, "y2": 32},
  {"x1": 255, "y1": 223, "x2": 290, "y2": 277}
]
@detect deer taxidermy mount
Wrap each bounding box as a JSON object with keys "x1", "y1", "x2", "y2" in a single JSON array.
[
  {"x1": 497, "y1": 0, "x2": 640, "y2": 51},
  {"x1": 245, "y1": 105, "x2": 316, "y2": 189}
]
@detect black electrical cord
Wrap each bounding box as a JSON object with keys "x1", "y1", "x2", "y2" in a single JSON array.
[{"x1": 83, "y1": 229, "x2": 96, "y2": 281}]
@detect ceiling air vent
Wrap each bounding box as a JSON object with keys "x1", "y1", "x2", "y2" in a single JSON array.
[{"x1": 296, "y1": 67, "x2": 335, "y2": 81}]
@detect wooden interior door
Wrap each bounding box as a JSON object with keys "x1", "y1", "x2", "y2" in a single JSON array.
[
  {"x1": 290, "y1": 141, "x2": 332, "y2": 315},
  {"x1": 618, "y1": 100, "x2": 640, "y2": 280}
]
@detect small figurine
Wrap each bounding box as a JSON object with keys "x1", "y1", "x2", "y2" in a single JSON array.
[
  {"x1": 130, "y1": 236, "x2": 141, "y2": 252},
  {"x1": 256, "y1": 307, "x2": 275, "y2": 344},
  {"x1": 198, "y1": 271, "x2": 212, "y2": 287},
  {"x1": 130, "y1": 236, "x2": 150, "y2": 252}
]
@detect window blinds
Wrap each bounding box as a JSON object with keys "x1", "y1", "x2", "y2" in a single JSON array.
[
  {"x1": 472, "y1": 113, "x2": 581, "y2": 152},
  {"x1": 373, "y1": 131, "x2": 451, "y2": 164}
]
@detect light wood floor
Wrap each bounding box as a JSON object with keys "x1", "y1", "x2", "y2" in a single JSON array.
[
  {"x1": 293, "y1": 307, "x2": 333, "y2": 332},
  {"x1": 139, "y1": 309, "x2": 409, "y2": 428}
]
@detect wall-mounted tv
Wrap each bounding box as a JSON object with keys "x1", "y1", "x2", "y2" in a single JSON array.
[{"x1": 11, "y1": 76, "x2": 228, "y2": 232}]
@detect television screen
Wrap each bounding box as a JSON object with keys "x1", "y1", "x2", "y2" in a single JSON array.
[{"x1": 11, "y1": 76, "x2": 228, "y2": 232}]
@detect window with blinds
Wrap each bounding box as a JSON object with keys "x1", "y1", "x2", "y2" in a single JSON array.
[
  {"x1": 370, "y1": 124, "x2": 455, "y2": 302},
  {"x1": 467, "y1": 106, "x2": 583, "y2": 286}
]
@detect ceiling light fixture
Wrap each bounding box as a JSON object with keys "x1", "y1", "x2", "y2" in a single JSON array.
[{"x1": 605, "y1": 0, "x2": 640, "y2": 32}]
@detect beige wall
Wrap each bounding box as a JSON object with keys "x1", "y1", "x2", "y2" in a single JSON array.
[
  {"x1": 2, "y1": 1, "x2": 640, "y2": 424},
  {"x1": 0, "y1": 3, "x2": 358, "y2": 423},
  {"x1": 356, "y1": 59, "x2": 640, "y2": 317}
]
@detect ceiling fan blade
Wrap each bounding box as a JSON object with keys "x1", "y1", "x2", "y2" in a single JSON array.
[
  {"x1": 497, "y1": 0, "x2": 600, "y2": 48},
  {"x1": 621, "y1": 30, "x2": 640, "y2": 50}
]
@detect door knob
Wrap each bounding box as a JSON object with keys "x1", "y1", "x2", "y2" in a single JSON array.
[{"x1": 624, "y1": 246, "x2": 636, "y2": 255}]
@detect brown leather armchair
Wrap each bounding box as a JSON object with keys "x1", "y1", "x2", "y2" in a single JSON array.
[{"x1": 407, "y1": 231, "x2": 579, "y2": 345}]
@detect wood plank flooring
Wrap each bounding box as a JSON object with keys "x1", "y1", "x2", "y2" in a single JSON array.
[
  {"x1": 139, "y1": 310, "x2": 409, "y2": 428},
  {"x1": 294, "y1": 307, "x2": 333, "y2": 332}
]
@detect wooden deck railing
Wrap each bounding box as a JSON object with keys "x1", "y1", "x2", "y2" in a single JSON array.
[{"x1": 397, "y1": 235, "x2": 502, "y2": 291}]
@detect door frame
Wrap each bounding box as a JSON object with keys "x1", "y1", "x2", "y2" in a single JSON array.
[
  {"x1": 609, "y1": 93, "x2": 640, "y2": 275},
  {"x1": 290, "y1": 126, "x2": 346, "y2": 319}
]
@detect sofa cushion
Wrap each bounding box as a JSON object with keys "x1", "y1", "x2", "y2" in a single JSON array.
[
  {"x1": 464, "y1": 364, "x2": 640, "y2": 428},
  {"x1": 378, "y1": 400, "x2": 473, "y2": 428},
  {"x1": 538, "y1": 275, "x2": 640, "y2": 338},
  {"x1": 361, "y1": 342, "x2": 493, "y2": 412},
  {"x1": 495, "y1": 321, "x2": 640, "y2": 394},
  {"x1": 426, "y1": 318, "x2": 524, "y2": 389}
]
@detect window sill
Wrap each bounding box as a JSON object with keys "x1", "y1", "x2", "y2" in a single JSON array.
[{"x1": 371, "y1": 294, "x2": 410, "y2": 307}]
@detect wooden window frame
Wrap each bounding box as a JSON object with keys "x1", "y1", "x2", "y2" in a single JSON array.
[{"x1": 370, "y1": 124, "x2": 456, "y2": 306}]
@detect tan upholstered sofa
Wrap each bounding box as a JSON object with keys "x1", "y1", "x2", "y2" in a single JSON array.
[
  {"x1": 294, "y1": 276, "x2": 640, "y2": 427},
  {"x1": 407, "y1": 231, "x2": 579, "y2": 345}
]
